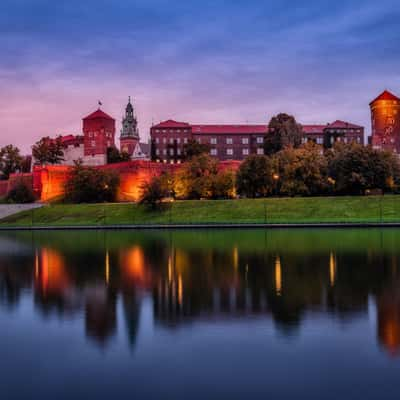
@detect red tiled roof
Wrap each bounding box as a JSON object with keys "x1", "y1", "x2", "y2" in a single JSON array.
[
  {"x1": 152, "y1": 120, "x2": 191, "y2": 128},
  {"x1": 301, "y1": 125, "x2": 326, "y2": 134},
  {"x1": 83, "y1": 108, "x2": 115, "y2": 121},
  {"x1": 370, "y1": 90, "x2": 400, "y2": 105},
  {"x1": 192, "y1": 124, "x2": 267, "y2": 134},
  {"x1": 326, "y1": 120, "x2": 363, "y2": 129}
]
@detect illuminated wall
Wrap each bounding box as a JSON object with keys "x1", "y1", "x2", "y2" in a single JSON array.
[{"x1": 370, "y1": 91, "x2": 400, "y2": 154}]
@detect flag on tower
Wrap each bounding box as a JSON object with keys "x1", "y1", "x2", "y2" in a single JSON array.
[{"x1": 98, "y1": 100, "x2": 102, "y2": 106}]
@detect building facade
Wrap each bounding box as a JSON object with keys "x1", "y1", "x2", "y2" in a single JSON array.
[
  {"x1": 150, "y1": 119, "x2": 364, "y2": 162},
  {"x1": 370, "y1": 90, "x2": 400, "y2": 154}
]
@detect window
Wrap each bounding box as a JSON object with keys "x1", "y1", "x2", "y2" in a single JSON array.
[
  {"x1": 197, "y1": 138, "x2": 201, "y2": 144},
  {"x1": 316, "y1": 137, "x2": 323, "y2": 145},
  {"x1": 184, "y1": 138, "x2": 188, "y2": 144},
  {"x1": 89, "y1": 132, "x2": 93, "y2": 138},
  {"x1": 176, "y1": 138, "x2": 181, "y2": 144},
  {"x1": 226, "y1": 138, "x2": 233, "y2": 144},
  {"x1": 257, "y1": 148, "x2": 264, "y2": 155},
  {"x1": 107, "y1": 141, "x2": 111, "y2": 147},
  {"x1": 356, "y1": 137, "x2": 361, "y2": 143},
  {"x1": 155, "y1": 138, "x2": 159, "y2": 144},
  {"x1": 169, "y1": 148, "x2": 174, "y2": 155},
  {"x1": 162, "y1": 130, "x2": 166, "y2": 133},
  {"x1": 210, "y1": 138, "x2": 217, "y2": 145},
  {"x1": 163, "y1": 138, "x2": 167, "y2": 144},
  {"x1": 226, "y1": 148, "x2": 233, "y2": 156},
  {"x1": 210, "y1": 148, "x2": 217, "y2": 156},
  {"x1": 242, "y1": 148, "x2": 249, "y2": 155},
  {"x1": 155, "y1": 130, "x2": 160, "y2": 133},
  {"x1": 156, "y1": 149, "x2": 160, "y2": 155},
  {"x1": 242, "y1": 138, "x2": 249, "y2": 145},
  {"x1": 91, "y1": 140, "x2": 96, "y2": 147},
  {"x1": 163, "y1": 149, "x2": 167, "y2": 155},
  {"x1": 177, "y1": 148, "x2": 181, "y2": 155},
  {"x1": 169, "y1": 138, "x2": 174, "y2": 144},
  {"x1": 257, "y1": 137, "x2": 264, "y2": 144}
]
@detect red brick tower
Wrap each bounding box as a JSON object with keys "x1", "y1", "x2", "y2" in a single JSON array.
[
  {"x1": 82, "y1": 107, "x2": 116, "y2": 165},
  {"x1": 370, "y1": 90, "x2": 400, "y2": 154}
]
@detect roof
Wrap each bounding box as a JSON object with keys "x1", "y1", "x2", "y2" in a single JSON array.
[
  {"x1": 152, "y1": 120, "x2": 191, "y2": 128},
  {"x1": 370, "y1": 90, "x2": 400, "y2": 105},
  {"x1": 326, "y1": 120, "x2": 363, "y2": 129},
  {"x1": 139, "y1": 142, "x2": 150, "y2": 154},
  {"x1": 302, "y1": 125, "x2": 326, "y2": 134},
  {"x1": 192, "y1": 124, "x2": 267, "y2": 135},
  {"x1": 83, "y1": 108, "x2": 115, "y2": 121}
]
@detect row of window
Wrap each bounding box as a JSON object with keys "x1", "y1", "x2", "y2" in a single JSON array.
[
  {"x1": 303, "y1": 136, "x2": 362, "y2": 145},
  {"x1": 88, "y1": 132, "x2": 113, "y2": 138},
  {"x1": 154, "y1": 137, "x2": 264, "y2": 145},
  {"x1": 154, "y1": 129, "x2": 190, "y2": 134},
  {"x1": 156, "y1": 148, "x2": 264, "y2": 156}
]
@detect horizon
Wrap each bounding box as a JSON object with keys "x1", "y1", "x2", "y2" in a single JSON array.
[{"x1": 1, "y1": 0, "x2": 399, "y2": 153}]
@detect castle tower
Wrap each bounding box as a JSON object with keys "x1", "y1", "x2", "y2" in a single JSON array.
[
  {"x1": 120, "y1": 97, "x2": 140, "y2": 157},
  {"x1": 82, "y1": 107, "x2": 116, "y2": 166},
  {"x1": 370, "y1": 90, "x2": 400, "y2": 154}
]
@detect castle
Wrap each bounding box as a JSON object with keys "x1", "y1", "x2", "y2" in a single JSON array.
[{"x1": 33, "y1": 98, "x2": 149, "y2": 167}]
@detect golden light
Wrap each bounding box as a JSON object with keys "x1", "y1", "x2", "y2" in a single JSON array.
[
  {"x1": 105, "y1": 250, "x2": 110, "y2": 285},
  {"x1": 329, "y1": 252, "x2": 336, "y2": 287},
  {"x1": 275, "y1": 256, "x2": 282, "y2": 296},
  {"x1": 273, "y1": 173, "x2": 280, "y2": 181}
]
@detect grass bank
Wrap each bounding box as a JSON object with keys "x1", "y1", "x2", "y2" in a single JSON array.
[{"x1": 0, "y1": 196, "x2": 399, "y2": 227}]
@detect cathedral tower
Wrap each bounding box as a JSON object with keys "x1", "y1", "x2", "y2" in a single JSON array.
[
  {"x1": 120, "y1": 97, "x2": 140, "y2": 157},
  {"x1": 370, "y1": 90, "x2": 400, "y2": 154}
]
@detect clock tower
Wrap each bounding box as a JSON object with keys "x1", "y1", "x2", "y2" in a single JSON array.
[
  {"x1": 370, "y1": 90, "x2": 400, "y2": 154},
  {"x1": 120, "y1": 97, "x2": 140, "y2": 157}
]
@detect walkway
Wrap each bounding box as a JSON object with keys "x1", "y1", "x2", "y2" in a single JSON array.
[{"x1": 0, "y1": 204, "x2": 43, "y2": 220}]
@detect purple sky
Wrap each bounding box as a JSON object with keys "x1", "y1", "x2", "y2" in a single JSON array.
[{"x1": 1, "y1": 0, "x2": 399, "y2": 153}]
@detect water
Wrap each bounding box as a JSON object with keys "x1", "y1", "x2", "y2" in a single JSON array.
[{"x1": 0, "y1": 228, "x2": 399, "y2": 400}]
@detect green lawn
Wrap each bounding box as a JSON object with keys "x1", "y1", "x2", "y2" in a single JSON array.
[{"x1": 0, "y1": 196, "x2": 399, "y2": 227}]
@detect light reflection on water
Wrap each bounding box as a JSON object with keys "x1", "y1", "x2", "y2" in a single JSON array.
[{"x1": 0, "y1": 229, "x2": 400, "y2": 400}]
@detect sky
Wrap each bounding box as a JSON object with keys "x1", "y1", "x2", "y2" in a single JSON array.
[{"x1": 1, "y1": 0, "x2": 399, "y2": 153}]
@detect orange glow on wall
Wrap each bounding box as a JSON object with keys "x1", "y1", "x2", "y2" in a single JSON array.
[
  {"x1": 275, "y1": 256, "x2": 282, "y2": 296},
  {"x1": 36, "y1": 248, "x2": 69, "y2": 295}
]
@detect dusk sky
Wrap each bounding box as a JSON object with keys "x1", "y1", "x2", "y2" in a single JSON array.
[{"x1": 1, "y1": 0, "x2": 399, "y2": 153}]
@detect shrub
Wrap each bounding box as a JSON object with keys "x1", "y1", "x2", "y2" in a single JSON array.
[
  {"x1": 65, "y1": 162, "x2": 120, "y2": 203},
  {"x1": 6, "y1": 180, "x2": 35, "y2": 203}
]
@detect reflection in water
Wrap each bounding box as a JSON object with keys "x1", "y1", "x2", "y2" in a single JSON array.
[{"x1": 0, "y1": 229, "x2": 400, "y2": 358}]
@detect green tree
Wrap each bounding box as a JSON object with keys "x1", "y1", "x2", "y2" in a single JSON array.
[
  {"x1": 0, "y1": 145, "x2": 23, "y2": 180},
  {"x1": 174, "y1": 154, "x2": 218, "y2": 199},
  {"x1": 209, "y1": 170, "x2": 236, "y2": 199},
  {"x1": 274, "y1": 143, "x2": 328, "y2": 196},
  {"x1": 183, "y1": 139, "x2": 211, "y2": 160},
  {"x1": 236, "y1": 154, "x2": 274, "y2": 198},
  {"x1": 139, "y1": 174, "x2": 171, "y2": 209},
  {"x1": 328, "y1": 143, "x2": 400, "y2": 194},
  {"x1": 264, "y1": 113, "x2": 303, "y2": 155},
  {"x1": 65, "y1": 161, "x2": 120, "y2": 203},
  {"x1": 6, "y1": 179, "x2": 35, "y2": 203},
  {"x1": 32, "y1": 136, "x2": 64, "y2": 165},
  {"x1": 107, "y1": 147, "x2": 130, "y2": 164}
]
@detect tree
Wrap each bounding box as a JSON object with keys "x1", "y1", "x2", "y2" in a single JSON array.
[
  {"x1": 264, "y1": 113, "x2": 303, "y2": 155},
  {"x1": 139, "y1": 174, "x2": 171, "y2": 210},
  {"x1": 32, "y1": 136, "x2": 64, "y2": 165},
  {"x1": 0, "y1": 145, "x2": 23, "y2": 180},
  {"x1": 328, "y1": 143, "x2": 400, "y2": 194},
  {"x1": 274, "y1": 143, "x2": 328, "y2": 196},
  {"x1": 183, "y1": 139, "x2": 211, "y2": 160},
  {"x1": 174, "y1": 154, "x2": 218, "y2": 199},
  {"x1": 236, "y1": 154, "x2": 274, "y2": 198},
  {"x1": 209, "y1": 170, "x2": 236, "y2": 199},
  {"x1": 107, "y1": 147, "x2": 130, "y2": 164},
  {"x1": 65, "y1": 161, "x2": 120, "y2": 203}
]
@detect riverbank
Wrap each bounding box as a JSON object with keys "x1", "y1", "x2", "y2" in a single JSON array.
[{"x1": 0, "y1": 196, "x2": 399, "y2": 228}]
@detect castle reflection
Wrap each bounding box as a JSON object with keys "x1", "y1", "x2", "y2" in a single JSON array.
[{"x1": 0, "y1": 229, "x2": 399, "y2": 356}]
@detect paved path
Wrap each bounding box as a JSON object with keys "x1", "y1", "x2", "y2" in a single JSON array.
[{"x1": 0, "y1": 204, "x2": 43, "y2": 220}]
